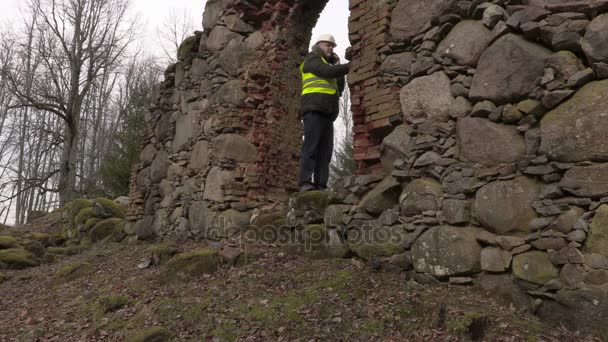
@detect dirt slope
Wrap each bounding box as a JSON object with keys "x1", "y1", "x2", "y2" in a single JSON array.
[{"x1": 0, "y1": 234, "x2": 602, "y2": 342}]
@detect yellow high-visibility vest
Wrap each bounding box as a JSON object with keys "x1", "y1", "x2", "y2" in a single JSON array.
[{"x1": 299, "y1": 57, "x2": 338, "y2": 95}]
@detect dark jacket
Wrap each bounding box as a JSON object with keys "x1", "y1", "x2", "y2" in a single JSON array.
[{"x1": 300, "y1": 45, "x2": 350, "y2": 120}]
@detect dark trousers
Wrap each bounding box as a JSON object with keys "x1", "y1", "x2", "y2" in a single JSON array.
[{"x1": 299, "y1": 111, "x2": 334, "y2": 189}]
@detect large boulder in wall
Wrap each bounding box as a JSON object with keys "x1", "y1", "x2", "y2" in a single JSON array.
[
  {"x1": 437, "y1": 20, "x2": 492, "y2": 67},
  {"x1": 399, "y1": 178, "x2": 442, "y2": 216},
  {"x1": 560, "y1": 164, "x2": 608, "y2": 198},
  {"x1": 539, "y1": 80, "x2": 608, "y2": 163},
  {"x1": 203, "y1": 167, "x2": 234, "y2": 202},
  {"x1": 172, "y1": 113, "x2": 195, "y2": 152},
  {"x1": 474, "y1": 177, "x2": 539, "y2": 235},
  {"x1": 210, "y1": 80, "x2": 246, "y2": 106},
  {"x1": 190, "y1": 140, "x2": 210, "y2": 170},
  {"x1": 212, "y1": 134, "x2": 257, "y2": 163},
  {"x1": 457, "y1": 117, "x2": 526, "y2": 165},
  {"x1": 380, "y1": 52, "x2": 415, "y2": 75},
  {"x1": 411, "y1": 226, "x2": 482, "y2": 278},
  {"x1": 400, "y1": 71, "x2": 454, "y2": 124},
  {"x1": 357, "y1": 176, "x2": 401, "y2": 216},
  {"x1": 206, "y1": 26, "x2": 242, "y2": 54},
  {"x1": 150, "y1": 151, "x2": 170, "y2": 183},
  {"x1": 390, "y1": 0, "x2": 460, "y2": 43},
  {"x1": 587, "y1": 205, "x2": 608, "y2": 258},
  {"x1": 380, "y1": 124, "x2": 414, "y2": 172},
  {"x1": 512, "y1": 251, "x2": 559, "y2": 285},
  {"x1": 581, "y1": 13, "x2": 608, "y2": 64},
  {"x1": 470, "y1": 34, "x2": 552, "y2": 104},
  {"x1": 202, "y1": 0, "x2": 237, "y2": 30}
]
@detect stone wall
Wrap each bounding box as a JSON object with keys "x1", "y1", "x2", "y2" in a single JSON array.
[
  {"x1": 126, "y1": 0, "x2": 337, "y2": 239},
  {"x1": 126, "y1": 0, "x2": 608, "y2": 331},
  {"x1": 323, "y1": 0, "x2": 608, "y2": 332}
]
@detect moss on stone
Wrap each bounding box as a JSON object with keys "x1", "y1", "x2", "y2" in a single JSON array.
[
  {"x1": 98, "y1": 295, "x2": 129, "y2": 313},
  {"x1": 47, "y1": 246, "x2": 81, "y2": 256},
  {"x1": 48, "y1": 233, "x2": 66, "y2": 247},
  {"x1": 89, "y1": 218, "x2": 125, "y2": 242},
  {"x1": 64, "y1": 198, "x2": 93, "y2": 224},
  {"x1": 61, "y1": 224, "x2": 78, "y2": 240},
  {"x1": 124, "y1": 326, "x2": 172, "y2": 342},
  {"x1": 177, "y1": 35, "x2": 198, "y2": 61},
  {"x1": 0, "y1": 235, "x2": 18, "y2": 249},
  {"x1": 587, "y1": 204, "x2": 608, "y2": 258},
  {"x1": 250, "y1": 212, "x2": 286, "y2": 229},
  {"x1": 84, "y1": 218, "x2": 103, "y2": 232},
  {"x1": 79, "y1": 237, "x2": 92, "y2": 248},
  {"x1": 94, "y1": 197, "x2": 127, "y2": 218},
  {"x1": 55, "y1": 262, "x2": 95, "y2": 282},
  {"x1": 75, "y1": 207, "x2": 95, "y2": 226},
  {"x1": 27, "y1": 232, "x2": 50, "y2": 246},
  {"x1": 512, "y1": 251, "x2": 559, "y2": 285},
  {"x1": 293, "y1": 191, "x2": 329, "y2": 209},
  {"x1": 0, "y1": 248, "x2": 39, "y2": 269},
  {"x1": 541, "y1": 79, "x2": 608, "y2": 127},
  {"x1": 22, "y1": 239, "x2": 46, "y2": 258},
  {"x1": 165, "y1": 249, "x2": 220, "y2": 276},
  {"x1": 148, "y1": 244, "x2": 180, "y2": 265}
]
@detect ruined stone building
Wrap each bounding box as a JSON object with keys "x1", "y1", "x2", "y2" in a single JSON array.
[{"x1": 125, "y1": 0, "x2": 608, "y2": 331}]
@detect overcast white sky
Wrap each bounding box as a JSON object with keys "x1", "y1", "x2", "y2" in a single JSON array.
[{"x1": 0, "y1": 0, "x2": 349, "y2": 59}]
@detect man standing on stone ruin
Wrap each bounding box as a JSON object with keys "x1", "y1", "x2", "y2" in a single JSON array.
[{"x1": 298, "y1": 33, "x2": 351, "y2": 192}]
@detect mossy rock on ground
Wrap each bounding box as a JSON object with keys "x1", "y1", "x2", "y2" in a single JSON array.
[
  {"x1": 111, "y1": 221, "x2": 127, "y2": 242},
  {"x1": 165, "y1": 249, "x2": 220, "y2": 276},
  {"x1": 125, "y1": 326, "x2": 172, "y2": 342},
  {"x1": 0, "y1": 235, "x2": 18, "y2": 249},
  {"x1": 27, "y1": 232, "x2": 50, "y2": 246},
  {"x1": 148, "y1": 244, "x2": 181, "y2": 265},
  {"x1": 47, "y1": 246, "x2": 81, "y2": 256},
  {"x1": 92, "y1": 197, "x2": 127, "y2": 219},
  {"x1": 22, "y1": 239, "x2": 46, "y2": 258},
  {"x1": 98, "y1": 295, "x2": 129, "y2": 313},
  {"x1": 84, "y1": 218, "x2": 103, "y2": 232},
  {"x1": 250, "y1": 212, "x2": 287, "y2": 229},
  {"x1": 62, "y1": 224, "x2": 79, "y2": 240},
  {"x1": 75, "y1": 207, "x2": 95, "y2": 227},
  {"x1": 64, "y1": 198, "x2": 93, "y2": 224},
  {"x1": 48, "y1": 233, "x2": 67, "y2": 247},
  {"x1": 89, "y1": 218, "x2": 126, "y2": 242},
  {"x1": 55, "y1": 262, "x2": 95, "y2": 282},
  {"x1": 0, "y1": 248, "x2": 39, "y2": 269},
  {"x1": 291, "y1": 191, "x2": 329, "y2": 209}
]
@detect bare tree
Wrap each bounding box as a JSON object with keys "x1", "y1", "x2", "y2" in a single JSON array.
[
  {"x1": 2, "y1": 0, "x2": 138, "y2": 206},
  {"x1": 156, "y1": 8, "x2": 196, "y2": 63}
]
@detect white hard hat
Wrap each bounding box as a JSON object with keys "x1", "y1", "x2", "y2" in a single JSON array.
[{"x1": 315, "y1": 33, "x2": 337, "y2": 47}]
